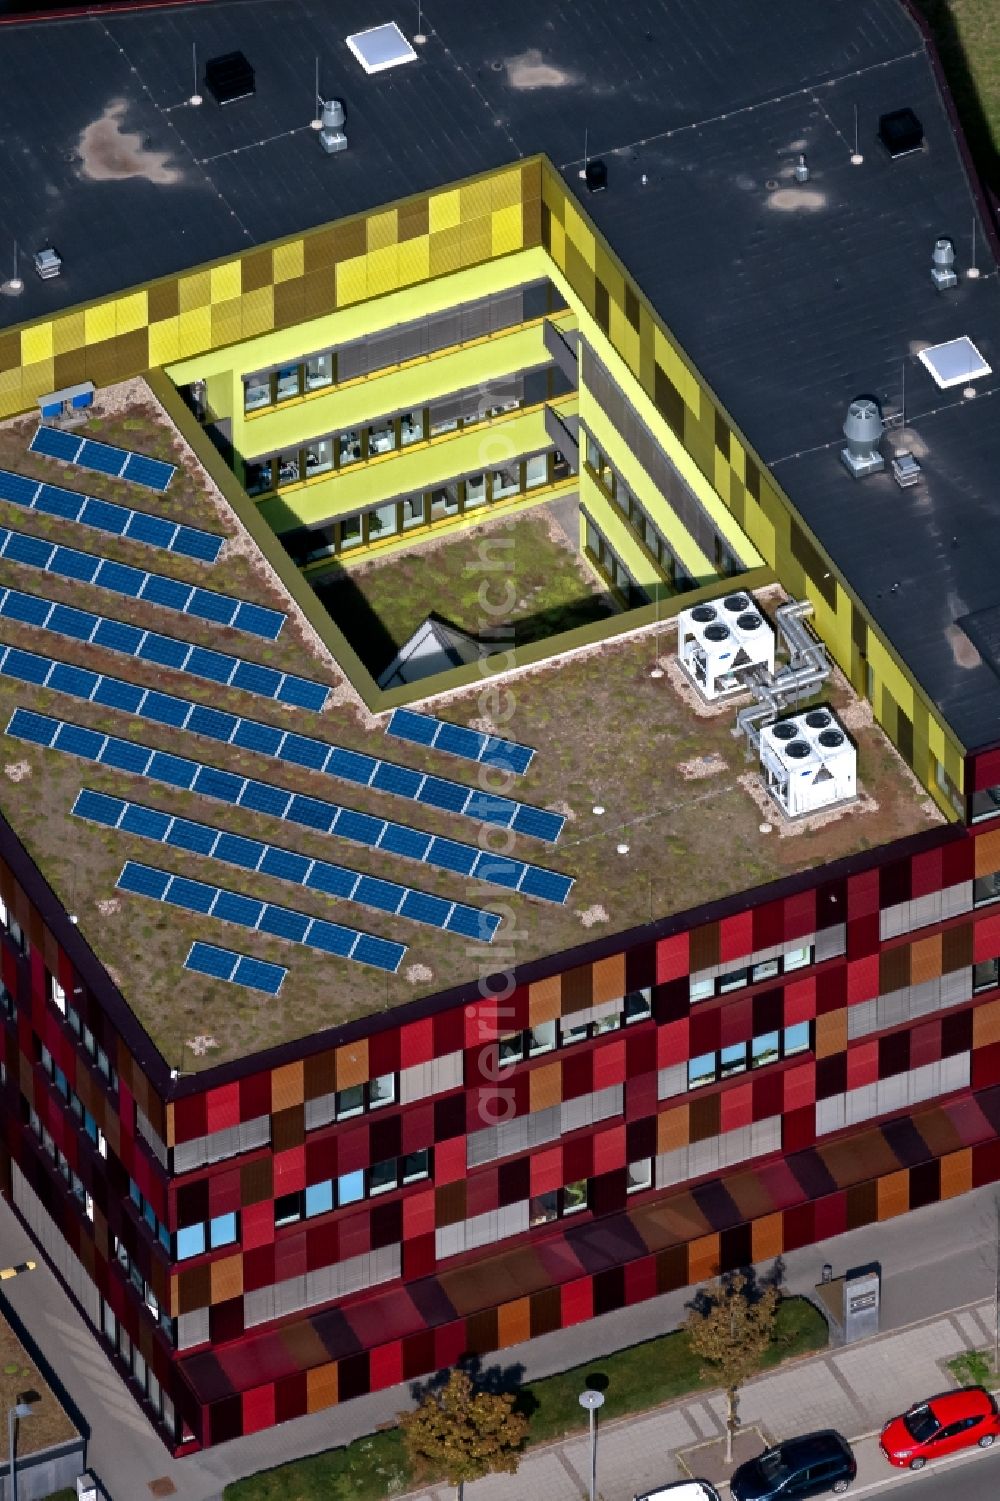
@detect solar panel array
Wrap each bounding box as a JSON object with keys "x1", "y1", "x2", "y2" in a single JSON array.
[
  {"x1": 185, "y1": 941, "x2": 286, "y2": 996},
  {"x1": 9, "y1": 710, "x2": 574, "y2": 904},
  {"x1": 0, "y1": 469, "x2": 220, "y2": 562},
  {"x1": 0, "y1": 524, "x2": 283, "y2": 640},
  {"x1": 0, "y1": 637, "x2": 559, "y2": 835},
  {"x1": 387, "y1": 707, "x2": 535, "y2": 775},
  {"x1": 30, "y1": 425, "x2": 176, "y2": 493},
  {"x1": 0, "y1": 609, "x2": 327, "y2": 712},
  {"x1": 118, "y1": 860, "x2": 406, "y2": 972},
  {"x1": 73, "y1": 789, "x2": 502, "y2": 942}
]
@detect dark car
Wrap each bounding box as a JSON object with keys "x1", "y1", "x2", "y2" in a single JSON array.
[
  {"x1": 880, "y1": 1386, "x2": 1000, "y2": 1469},
  {"x1": 730, "y1": 1431, "x2": 856, "y2": 1501}
]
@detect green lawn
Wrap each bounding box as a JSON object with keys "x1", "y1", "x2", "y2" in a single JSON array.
[
  {"x1": 224, "y1": 1297, "x2": 827, "y2": 1500},
  {"x1": 313, "y1": 508, "x2": 616, "y2": 676},
  {"x1": 912, "y1": 1, "x2": 1000, "y2": 182}
]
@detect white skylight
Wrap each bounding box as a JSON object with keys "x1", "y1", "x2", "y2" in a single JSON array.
[
  {"x1": 345, "y1": 22, "x2": 418, "y2": 75},
  {"x1": 918, "y1": 336, "x2": 992, "y2": 389}
]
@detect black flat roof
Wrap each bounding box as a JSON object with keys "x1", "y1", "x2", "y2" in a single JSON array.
[{"x1": 3, "y1": 0, "x2": 999, "y2": 748}]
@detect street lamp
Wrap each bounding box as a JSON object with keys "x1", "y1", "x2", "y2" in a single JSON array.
[
  {"x1": 578, "y1": 1387, "x2": 605, "y2": 1501},
  {"x1": 8, "y1": 1399, "x2": 34, "y2": 1501}
]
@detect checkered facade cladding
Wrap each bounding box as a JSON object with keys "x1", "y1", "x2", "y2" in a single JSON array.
[{"x1": 3, "y1": 800, "x2": 1000, "y2": 1450}]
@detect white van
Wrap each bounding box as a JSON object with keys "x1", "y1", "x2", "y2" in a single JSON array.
[{"x1": 635, "y1": 1485, "x2": 722, "y2": 1501}]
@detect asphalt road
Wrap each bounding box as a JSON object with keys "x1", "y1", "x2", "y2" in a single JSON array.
[{"x1": 862, "y1": 1442, "x2": 1000, "y2": 1499}]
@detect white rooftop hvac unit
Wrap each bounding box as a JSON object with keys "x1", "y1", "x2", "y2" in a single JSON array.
[
  {"x1": 760, "y1": 707, "x2": 856, "y2": 818},
  {"x1": 676, "y1": 592, "x2": 776, "y2": 701}
]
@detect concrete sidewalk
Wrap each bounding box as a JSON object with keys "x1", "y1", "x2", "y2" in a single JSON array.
[{"x1": 402, "y1": 1300, "x2": 999, "y2": 1501}]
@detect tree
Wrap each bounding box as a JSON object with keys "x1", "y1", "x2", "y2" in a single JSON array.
[
  {"x1": 686, "y1": 1272, "x2": 780, "y2": 1463},
  {"x1": 400, "y1": 1368, "x2": 529, "y2": 1499}
]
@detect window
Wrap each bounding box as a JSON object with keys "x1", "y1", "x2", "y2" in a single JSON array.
[
  {"x1": 336, "y1": 1084, "x2": 364, "y2": 1119},
  {"x1": 338, "y1": 1169, "x2": 365, "y2": 1206},
  {"x1": 688, "y1": 1053, "x2": 716, "y2": 1090},
  {"x1": 402, "y1": 496, "x2": 426, "y2": 530},
  {"x1": 529, "y1": 1191, "x2": 559, "y2": 1226},
  {"x1": 592, "y1": 1011, "x2": 621, "y2": 1037},
  {"x1": 491, "y1": 466, "x2": 519, "y2": 501},
  {"x1": 429, "y1": 409, "x2": 459, "y2": 436},
  {"x1": 562, "y1": 1180, "x2": 588, "y2": 1215},
  {"x1": 274, "y1": 1193, "x2": 302, "y2": 1228},
  {"x1": 527, "y1": 1020, "x2": 557, "y2": 1056},
  {"x1": 176, "y1": 1223, "x2": 206, "y2": 1260},
  {"x1": 276, "y1": 449, "x2": 300, "y2": 485},
  {"x1": 304, "y1": 439, "x2": 333, "y2": 476},
  {"x1": 369, "y1": 1159, "x2": 398, "y2": 1196},
  {"x1": 975, "y1": 871, "x2": 1000, "y2": 906},
  {"x1": 560, "y1": 1018, "x2": 590, "y2": 1047},
  {"x1": 751, "y1": 1032, "x2": 780, "y2": 1068},
  {"x1": 783, "y1": 1022, "x2": 811, "y2": 1056},
  {"x1": 49, "y1": 975, "x2": 66, "y2": 1014},
  {"x1": 719, "y1": 1043, "x2": 747, "y2": 1079},
  {"x1": 627, "y1": 1158, "x2": 652, "y2": 1194},
  {"x1": 688, "y1": 1023, "x2": 813, "y2": 1089},
  {"x1": 498, "y1": 1032, "x2": 524, "y2": 1066},
  {"x1": 974, "y1": 958, "x2": 999, "y2": 993},
  {"x1": 400, "y1": 411, "x2": 424, "y2": 446},
  {"x1": 718, "y1": 967, "x2": 750, "y2": 995},
  {"x1": 339, "y1": 430, "x2": 362, "y2": 467},
  {"x1": 972, "y1": 785, "x2": 1000, "y2": 822},
  {"x1": 783, "y1": 945, "x2": 812, "y2": 971},
  {"x1": 244, "y1": 374, "x2": 271, "y2": 412},
  {"x1": 305, "y1": 352, "x2": 333, "y2": 390},
  {"x1": 367, "y1": 1074, "x2": 396, "y2": 1109},
  {"x1": 465, "y1": 472, "x2": 487, "y2": 509},
  {"x1": 244, "y1": 460, "x2": 272, "y2": 496},
  {"x1": 340, "y1": 514, "x2": 363, "y2": 552},
  {"x1": 430, "y1": 484, "x2": 459, "y2": 519},
  {"x1": 689, "y1": 943, "x2": 816, "y2": 1001},
  {"x1": 368, "y1": 500, "x2": 399, "y2": 541},
  {"x1": 368, "y1": 422, "x2": 395, "y2": 456},
  {"x1": 624, "y1": 989, "x2": 653, "y2": 1023},
  {"x1": 525, "y1": 453, "x2": 549, "y2": 488},
  {"x1": 305, "y1": 1179, "x2": 334, "y2": 1218},
  {"x1": 402, "y1": 1149, "x2": 430, "y2": 1183},
  {"x1": 689, "y1": 976, "x2": 715, "y2": 1003},
  {"x1": 209, "y1": 1213, "x2": 237, "y2": 1249},
  {"x1": 751, "y1": 959, "x2": 780, "y2": 983},
  {"x1": 275, "y1": 366, "x2": 300, "y2": 403}
]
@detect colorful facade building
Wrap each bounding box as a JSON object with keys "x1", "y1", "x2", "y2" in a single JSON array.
[{"x1": 0, "y1": 0, "x2": 999, "y2": 1455}]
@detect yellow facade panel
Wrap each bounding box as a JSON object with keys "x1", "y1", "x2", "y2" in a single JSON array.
[
  {"x1": 429, "y1": 188, "x2": 461, "y2": 233},
  {"x1": 429, "y1": 227, "x2": 463, "y2": 278},
  {"x1": 366, "y1": 210, "x2": 398, "y2": 254},
  {"x1": 210, "y1": 261, "x2": 242, "y2": 303},
  {"x1": 211, "y1": 303, "x2": 243, "y2": 348},
  {"x1": 336, "y1": 255, "x2": 368, "y2": 307},
  {"x1": 83, "y1": 303, "x2": 117, "y2": 344},
  {"x1": 52, "y1": 311, "x2": 86, "y2": 357},
  {"x1": 147, "y1": 318, "x2": 180, "y2": 366},
  {"x1": 19, "y1": 360, "x2": 55, "y2": 402},
  {"x1": 178, "y1": 270, "x2": 212, "y2": 313},
  {"x1": 459, "y1": 178, "x2": 492, "y2": 223},
  {"x1": 366, "y1": 245, "x2": 399, "y2": 298},
  {"x1": 460, "y1": 218, "x2": 492, "y2": 268},
  {"x1": 491, "y1": 204, "x2": 523, "y2": 257},
  {"x1": 273, "y1": 240, "x2": 305, "y2": 283},
  {"x1": 491, "y1": 168, "x2": 522, "y2": 211},
  {"x1": 713, "y1": 449, "x2": 731, "y2": 505},
  {"x1": 176, "y1": 306, "x2": 213, "y2": 359},
  {"x1": 398, "y1": 237, "x2": 431, "y2": 286},
  {"x1": 21, "y1": 324, "x2": 53, "y2": 365},
  {"x1": 241, "y1": 286, "x2": 276, "y2": 338},
  {"x1": 0, "y1": 369, "x2": 22, "y2": 414},
  {"x1": 115, "y1": 291, "x2": 148, "y2": 335}
]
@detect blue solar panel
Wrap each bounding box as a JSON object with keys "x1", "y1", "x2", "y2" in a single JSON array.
[
  {"x1": 239, "y1": 781, "x2": 291, "y2": 817},
  {"x1": 464, "y1": 792, "x2": 518, "y2": 829},
  {"x1": 517, "y1": 867, "x2": 574, "y2": 904},
  {"x1": 351, "y1": 934, "x2": 405, "y2": 973},
  {"x1": 123, "y1": 511, "x2": 175, "y2": 548},
  {"x1": 433, "y1": 722, "x2": 487, "y2": 761},
  {"x1": 417, "y1": 777, "x2": 471, "y2": 814},
  {"x1": 77, "y1": 503, "x2": 126, "y2": 540},
  {"x1": 185, "y1": 942, "x2": 238, "y2": 981},
  {"x1": 78, "y1": 440, "x2": 125, "y2": 477},
  {"x1": 6, "y1": 708, "x2": 57, "y2": 746},
  {"x1": 259, "y1": 847, "x2": 310, "y2": 883},
  {"x1": 164, "y1": 876, "x2": 216, "y2": 914},
  {"x1": 186, "y1": 589, "x2": 237, "y2": 626},
  {"x1": 280, "y1": 735, "x2": 328, "y2": 771},
  {"x1": 94, "y1": 560, "x2": 144, "y2": 597},
  {"x1": 232, "y1": 602, "x2": 283, "y2": 640},
  {"x1": 213, "y1": 833, "x2": 264, "y2": 871},
  {"x1": 285, "y1": 795, "x2": 337, "y2": 833},
  {"x1": 230, "y1": 661, "x2": 282, "y2": 697},
  {"x1": 511, "y1": 805, "x2": 566, "y2": 842},
  {"x1": 426, "y1": 837, "x2": 479, "y2": 876},
  {"x1": 332, "y1": 808, "x2": 381, "y2": 845},
  {"x1": 258, "y1": 905, "x2": 310, "y2": 942},
  {"x1": 399, "y1": 890, "x2": 452, "y2": 927},
  {"x1": 187, "y1": 706, "x2": 238, "y2": 743},
  {"x1": 371, "y1": 762, "x2": 423, "y2": 798},
  {"x1": 117, "y1": 862, "x2": 171, "y2": 900},
  {"x1": 326, "y1": 747, "x2": 377, "y2": 786},
  {"x1": 354, "y1": 876, "x2": 403, "y2": 915},
  {"x1": 4, "y1": 650, "x2": 50, "y2": 684},
  {"x1": 192, "y1": 766, "x2": 244, "y2": 804},
  {"x1": 387, "y1": 708, "x2": 437, "y2": 747},
  {"x1": 306, "y1": 921, "x2": 356, "y2": 958},
  {"x1": 91, "y1": 618, "x2": 144, "y2": 655},
  {"x1": 47, "y1": 663, "x2": 99, "y2": 699},
  {"x1": 34, "y1": 485, "x2": 82, "y2": 521},
  {"x1": 141, "y1": 574, "x2": 193, "y2": 611},
  {"x1": 212, "y1": 891, "x2": 265, "y2": 927},
  {"x1": 232, "y1": 720, "x2": 285, "y2": 756},
  {"x1": 137, "y1": 634, "x2": 190, "y2": 670},
  {"x1": 146, "y1": 751, "x2": 198, "y2": 789},
  {"x1": 72, "y1": 789, "x2": 123, "y2": 827},
  {"x1": 47, "y1": 603, "x2": 96, "y2": 642},
  {"x1": 118, "y1": 804, "x2": 171, "y2": 840},
  {"x1": 481, "y1": 738, "x2": 534, "y2": 776},
  {"x1": 0, "y1": 471, "x2": 40, "y2": 506},
  {"x1": 100, "y1": 739, "x2": 153, "y2": 774},
  {"x1": 4, "y1": 532, "x2": 54, "y2": 567},
  {"x1": 276, "y1": 677, "x2": 329, "y2": 712},
  {"x1": 121, "y1": 452, "x2": 175, "y2": 492},
  {"x1": 185, "y1": 647, "x2": 235, "y2": 685},
  {"x1": 172, "y1": 527, "x2": 223, "y2": 564},
  {"x1": 2, "y1": 592, "x2": 51, "y2": 626},
  {"x1": 304, "y1": 863, "x2": 358, "y2": 899},
  {"x1": 49, "y1": 547, "x2": 99, "y2": 584},
  {"x1": 447, "y1": 905, "x2": 503, "y2": 941},
  {"x1": 378, "y1": 823, "x2": 432, "y2": 861},
  {"x1": 472, "y1": 853, "x2": 526, "y2": 890},
  {"x1": 141, "y1": 692, "x2": 191, "y2": 729},
  {"x1": 30, "y1": 426, "x2": 81, "y2": 461},
  {"x1": 231, "y1": 955, "x2": 286, "y2": 995}
]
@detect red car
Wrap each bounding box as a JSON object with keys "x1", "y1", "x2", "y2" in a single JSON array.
[{"x1": 880, "y1": 1387, "x2": 1000, "y2": 1469}]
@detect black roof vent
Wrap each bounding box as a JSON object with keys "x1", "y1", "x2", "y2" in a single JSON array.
[
  {"x1": 737, "y1": 612, "x2": 762, "y2": 631},
  {"x1": 805, "y1": 710, "x2": 832, "y2": 729},
  {"x1": 819, "y1": 729, "x2": 845, "y2": 749},
  {"x1": 704, "y1": 623, "x2": 730, "y2": 642},
  {"x1": 205, "y1": 51, "x2": 256, "y2": 106},
  {"x1": 691, "y1": 604, "x2": 717, "y2": 623},
  {"x1": 772, "y1": 721, "x2": 798, "y2": 740},
  {"x1": 878, "y1": 108, "x2": 923, "y2": 159},
  {"x1": 584, "y1": 159, "x2": 607, "y2": 193},
  {"x1": 786, "y1": 740, "x2": 811, "y2": 759}
]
